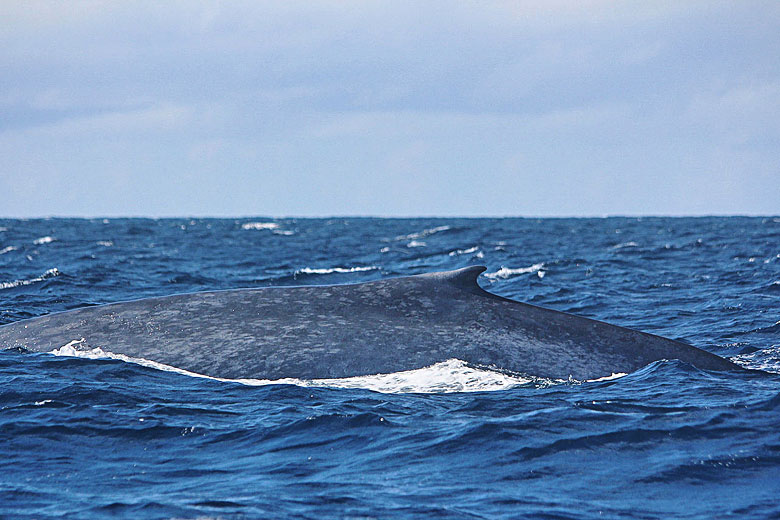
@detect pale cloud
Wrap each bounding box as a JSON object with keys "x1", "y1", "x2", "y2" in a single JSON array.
[
  {"x1": 0, "y1": 1, "x2": 778, "y2": 216},
  {"x1": 1, "y1": 104, "x2": 194, "y2": 139}
]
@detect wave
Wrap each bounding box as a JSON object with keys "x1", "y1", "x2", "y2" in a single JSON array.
[
  {"x1": 394, "y1": 225, "x2": 451, "y2": 241},
  {"x1": 0, "y1": 246, "x2": 17, "y2": 255},
  {"x1": 33, "y1": 236, "x2": 56, "y2": 245},
  {"x1": 295, "y1": 266, "x2": 378, "y2": 275},
  {"x1": 732, "y1": 345, "x2": 780, "y2": 373},
  {"x1": 448, "y1": 246, "x2": 479, "y2": 256},
  {"x1": 241, "y1": 222, "x2": 294, "y2": 235},
  {"x1": 0, "y1": 268, "x2": 61, "y2": 290},
  {"x1": 48, "y1": 342, "x2": 632, "y2": 392},
  {"x1": 50, "y1": 342, "x2": 536, "y2": 393},
  {"x1": 96, "y1": 241, "x2": 113, "y2": 247},
  {"x1": 406, "y1": 240, "x2": 426, "y2": 248},
  {"x1": 241, "y1": 222, "x2": 278, "y2": 230},
  {"x1": 484, "y1": 263, "x2": 545, "y2": 280}
]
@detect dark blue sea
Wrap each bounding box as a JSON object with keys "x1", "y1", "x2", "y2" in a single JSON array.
[{"x1": 1, "y1": 217, "x2": 779, "y2": 519}]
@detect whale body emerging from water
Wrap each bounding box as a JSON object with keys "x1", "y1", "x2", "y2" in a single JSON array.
[{"x1": 0, "y1": 266, "x2": 740, "y2": 380}]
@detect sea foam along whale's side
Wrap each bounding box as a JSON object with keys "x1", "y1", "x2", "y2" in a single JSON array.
[{"x1": 0, "y1": 266, "x2": 741, "y2": 381}]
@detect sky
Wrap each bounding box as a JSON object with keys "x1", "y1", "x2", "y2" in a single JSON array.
[{"x1": 1, "y1": 1, "x2": 778, "y2": 217}]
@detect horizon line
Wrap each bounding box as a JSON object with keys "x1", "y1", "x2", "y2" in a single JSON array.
[{"x1": 1, "y1": 213, "x2": 778, "y2": 220}]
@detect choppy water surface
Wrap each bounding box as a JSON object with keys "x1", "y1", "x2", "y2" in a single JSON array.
[{"x1": 1, "y1": 217, "x2": 779, "y2": 519}]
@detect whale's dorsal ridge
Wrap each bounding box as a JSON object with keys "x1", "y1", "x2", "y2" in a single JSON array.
[
  {"x1": 0, "y1": 266, "x2": 744, "y2": 381},
  {"x1": 421, "y1": 265, "x2": 487, "y2": 291}
]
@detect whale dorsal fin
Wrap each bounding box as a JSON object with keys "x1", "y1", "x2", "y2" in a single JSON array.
[{"x1": 422, "y1": 266, "x2": 487, "y2": 291}]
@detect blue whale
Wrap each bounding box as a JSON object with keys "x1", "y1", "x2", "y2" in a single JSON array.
[{"x1": 0, "y1": 266, "x2": 740, "y2": 380}]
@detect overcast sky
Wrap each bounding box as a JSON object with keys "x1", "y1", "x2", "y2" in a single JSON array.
[{"x1": 1, "y1": 1, "x2": 778, "y2": 217}]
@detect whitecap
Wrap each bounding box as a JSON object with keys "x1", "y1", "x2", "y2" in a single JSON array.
[
  {"x1": 0, "y1": 268, "x2": 61, "y2": 290},
  {"x1": 612, "y1": 241, "x2": 638, "y2": 249},
  {"x1": 272, "y1": 230, "x2": 295, "y2": 236},
  {"x1": 96, "y1": 241, "x2": 113, "y2": 247},
  {"x1": 587, "y1": 372, "x2": 627, "y2": 382},
  {"x1": 732, "y1": 345, "x2": 780, "y2": 374},
  {"x1": 241, "y1": 222, "x2": 279, "y2": 230},
  {"x1": 395, "y1": 225, "x2": 451, "y2": 241},
  {"x1": 33, "y1": 236, "x2": 56, "y2": 245},
  {"x1": 295, "y1": 266, "x2": 378, "y2": 275},
  {"x1": 0, "y1": 246, "x2": 17, "y2": 255},
  {"x1": 406, "y1": 240, "x2": 426, "y2": 248},
  {"x1": 448, "y1": 246, "x2": 479, "y2": 256},
  {"x1": 50, "y1": 345, "x2": 539, "y2": 393},
  {"x1": 484, "y1": 263, "x2": 545, "y2": 280}
]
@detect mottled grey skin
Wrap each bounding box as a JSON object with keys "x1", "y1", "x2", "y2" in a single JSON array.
[{"x1": 0, "y1": 266, "x2": 740, "y2": 380}]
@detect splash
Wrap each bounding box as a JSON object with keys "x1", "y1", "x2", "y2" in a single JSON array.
[
  {"x1": 612, "y1": 241, "x2": 639, "y2": 249},
  {"x1": 50, "y1": 341, "x2": 539, "y2": 393},
  {"x1": 394, "y1": 225, "x2": 451, "y2": 241},
  {"x1": 732, "y1": 345, "x2": 780, "y2": 373},
  {"x1": 484, "y1": 263, "x2": 545, "y2": 280},
  {"x1": 241, "y1": 222, "x2": 279, "y2": 230},
  {"x1": 0, "y1": 268, "x2": 61, "y2": 290},
  {"x1": 295, "y1": 266, "x2": 378, "y2": 275}
]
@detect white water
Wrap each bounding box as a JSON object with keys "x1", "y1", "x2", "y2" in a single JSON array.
[
  {"x1": 241, "y1": 222, "x2": 278, "y2": 230},
  {"x1": 295, "y1": 266, "x2": 378, "y2": 275},
  {"x1": 394, "y1": 225, "x2": 451, "y2": 241},
  {"x1": 484, "y1": 263, "x2": 545, "y2": 280},
  {"x1": 0, "y1": 268, "x2": 61, "y2": 290},
  {"x1": 50, "y1": 339, "x2": 552, "y2": 393}
]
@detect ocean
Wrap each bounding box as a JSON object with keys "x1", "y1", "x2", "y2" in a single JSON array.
[{"x1": 1, "y1": 217, "x2": 779, "y2": 519}]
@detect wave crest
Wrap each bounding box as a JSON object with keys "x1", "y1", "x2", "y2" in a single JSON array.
[
  {"x1": 0, "y1": 268, "x2": 61, "y2": 290},
  {"x1": 50, "y1": 344, "x2": 537, "y2": 393},
  {"x1": 484, "y1": 263, "x2": 545, "y2": 280},
  {"x1": 295, "y1": 266, "x2": 378, "y2": 275}
]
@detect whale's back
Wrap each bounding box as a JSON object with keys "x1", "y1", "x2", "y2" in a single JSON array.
[{"x1": 0, "y1": 266, "x2": 740, "y2": 380}]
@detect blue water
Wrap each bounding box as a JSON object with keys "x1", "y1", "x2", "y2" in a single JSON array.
[{"x1": 1, "y1": 217, "x2": 779, "y2": 519}]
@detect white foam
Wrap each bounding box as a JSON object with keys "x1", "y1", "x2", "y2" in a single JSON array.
[
  {"x1": 612, "y1": 241, "x2": 638, "y2": 249},
  {"x1": 732, "y1": 346, "x2": 780, "y2": 373},
  {"x1": 406, "y1": 240, "x2": 426, "y2": 248},
  {"x1": 272, "y1": 230, "x2": 295, "y2": 236},
  {"x1": 241, "y1": 222, "x2": 279, "y2": 230},
  {"x1": 395, "y1": 225, "x2": 451, "y2": 241},
  {"x1": 295, "y1": 266, "x2": 378, "y2": 275},
  {"x1": 587, "y1": 372, "x2": 627, "y2": 382},
  {"x1": 0, "y1": 246, "x2": 17, "y2": 255},
  {"x1": 448, "y1": 246, "x2": 479, "y2": 256},
  {"x1": 0, "y1": 267, "x2": 60, "y2": 290},
  {"x1": 33, "y1": 236, "x2": 56, "y2": 245},
  {"x1": 96, "y1": 240, "x2": 113, "y2": 247},
  {"x1": 50, "y1": 343, "x2": 537, "y2": 393},
  {"x1": 484, "y1": 263, "x2": 545, "y2": 280}
]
